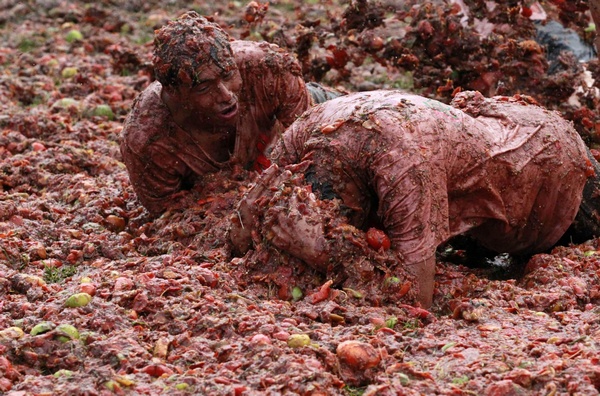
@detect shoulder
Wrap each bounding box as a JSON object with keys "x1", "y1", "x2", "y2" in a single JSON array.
[
  {"x1": 121, "y1": 81, "x2": 173, "y2": 154},
  {"x1": 124, "y1": 81, "x2": 166, "y2": 124},
  {"x1": 231, "y1": 40, "x2": 302, "y2": 75}
]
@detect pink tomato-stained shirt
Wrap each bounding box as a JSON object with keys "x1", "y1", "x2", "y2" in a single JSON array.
[
  {"x1": 270, "y1": 90, "x2": 591, "y2": 266},
  {"x1": 120, "y1": 40, "x2": 311, "y2": 214}
]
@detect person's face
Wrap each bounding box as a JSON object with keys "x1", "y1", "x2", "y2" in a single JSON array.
[{"x1": 165, "y1": 61, "x2": 243, "y2": 128}]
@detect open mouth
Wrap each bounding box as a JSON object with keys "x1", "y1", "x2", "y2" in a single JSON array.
[{"x1": 220, "y1": 102, "x2": 239, "y2": 119}]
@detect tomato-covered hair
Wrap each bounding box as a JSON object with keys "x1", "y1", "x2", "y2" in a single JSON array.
[{"x1": 152, "y1": 11, "x2": 235, "y2": 88}]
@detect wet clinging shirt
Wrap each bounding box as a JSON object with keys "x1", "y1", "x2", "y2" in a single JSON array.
[{"x1": 271, "y1": 90, "x2": 590, "y2": 265}]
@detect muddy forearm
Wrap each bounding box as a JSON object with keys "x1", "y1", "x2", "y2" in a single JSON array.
[
  {"x1": 121, "y1": 140, "x2": 191, "y2": 215},
  {"x1": 247, "y1": 179, "x2": 356, "y2": 273},
  {"x1": 405, "y1": 255, "x2": 435, "y2": 308},
  {"x1": 260, "y1": 185, "x2": 331, "y2": 269},
  {"x1": 230, "y1": 165, "x2": 420, "y2": 303},
  {"x1": 261, "y1": 194, "x2": 418, "y2": 299},
  {"x1": 275, "y1": 73, "x2": 311, "y2": 128},
  {"x1": 124, "y1": 151, "x2": 192, "y2": 216}
]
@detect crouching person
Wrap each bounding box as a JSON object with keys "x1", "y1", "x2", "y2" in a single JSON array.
[{"x1": 231, "y1": 90, "x2": 597, "y2": 307}]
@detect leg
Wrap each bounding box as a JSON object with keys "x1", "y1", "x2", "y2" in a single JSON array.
[
  {"x1": 306, "y1": 82, "x2": 343, "y2": 104},
  {"x1": 570, "y1": 147, "x2": 600, "y2": 241}
]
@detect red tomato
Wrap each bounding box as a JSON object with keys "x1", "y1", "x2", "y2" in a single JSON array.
[
  {"x1": 336, "y1": 340, "x2": 381, "y2": 370},
  {"x1": 366, "y1": 228, "x2": 391, "y2": 250},
  {"x1": 141, "y1": 364, "x2": 173, "y2": 378},
  {"x1": 79, "y1": 283, "x2": 97, "y2": 296}
]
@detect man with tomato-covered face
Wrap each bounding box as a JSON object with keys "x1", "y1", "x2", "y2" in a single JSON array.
[
  {"x1": 231, "y1": 90, "x2": 599, "y2": 307},
  {"x1": 120, "y1": 11, "x2": 338, "y2": 215}
]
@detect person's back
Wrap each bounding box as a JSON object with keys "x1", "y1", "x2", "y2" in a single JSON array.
[{"x1": 449, "y1": 91, "x2": 590, "y2": 254}]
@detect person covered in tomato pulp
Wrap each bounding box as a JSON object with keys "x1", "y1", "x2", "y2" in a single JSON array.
[
  {"x1": 120, "y1": 11, "x2": 338, "y2": 215},
  {"x1": 231, "y1": 90, "x2": 600, "y2": 307}
]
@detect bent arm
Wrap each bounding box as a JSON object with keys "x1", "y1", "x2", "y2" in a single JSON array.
[
  {"x1": 231, "y1": 166, "x2": 420, "y2": 304},
  {"x1": 259, "y1": 43, "x2": 311, "y2": 128},
  {"x1": 120, "y1": 136, "x2": 191, "y2": 216},
  {"x1": 262, "y1": 185, "x2": 423, "y2": 305},
  {"x1": 273, "y1": 69, "x2": 312, "y2": 128},
  {"x1": 230, "y1": 164, "x2": 330, "y2": 266},
  {"x1": 369, "y1": 122, "x2": 451, "y2": 307},
  {"x1": 119, "y1": 83, "x2": 195, "y2": 215},
  {"x1": 263, "y1": 185, "x2": 331, "y2": 268}
]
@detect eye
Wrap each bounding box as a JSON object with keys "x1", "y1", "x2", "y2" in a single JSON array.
[
  {"x1": 194, "y1": 83, "x2": 210, "y2": 93},
  {"x1": 223, "y1": 70, "x2": 235, "y2": 80}
]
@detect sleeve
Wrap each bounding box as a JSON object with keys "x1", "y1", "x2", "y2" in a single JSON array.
[
  {"x1": 229, "y1": 42, "x2": 312, "y2": 169},
  {"x1": 120, "y1": 137, "x2": 191, "y2": 215},
  {"x1": 240, "y1": 42, "x2": 312, "y2": 128},
  {"x1": 119, "y1": 91, "x2": 192, "y2": 215},
  {"x1": 271, "y1": 55, "x2": 312, "y2": 128},
  {"x1": 370, "y1": 124, "x2": 450, "y2": 268}
]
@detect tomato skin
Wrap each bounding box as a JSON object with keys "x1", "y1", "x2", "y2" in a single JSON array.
[
  {"x1": 141, "y1": 364, "x2": 173, "y2": 377},
  {"x1": 521, "y1": 6, "x2": 532, "y2": 18},
  {"x1": 337, "y1": 340, "x2": 381, "y2": 369},
  {"x1": 306, "y1": 280, "x2": 333, "y2": 304},
  {"x1": 366, "y1": 228, "x2": 391, "y2": 250},
  {"x1": 79, "y1": 283, "x2": 97, "y2": 296}
]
